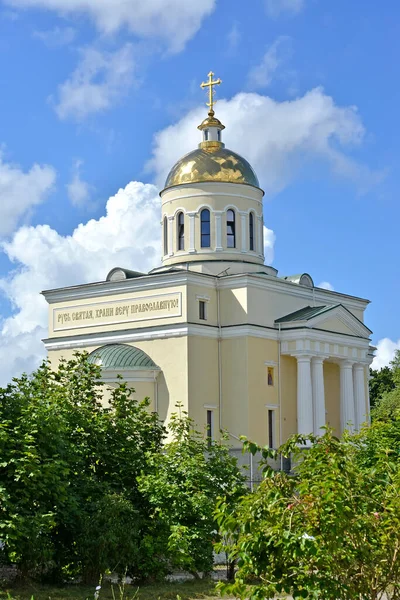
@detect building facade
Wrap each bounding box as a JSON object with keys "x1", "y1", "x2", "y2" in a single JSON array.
[{"x1": 43, "y1": 74, "x2": 374, "y2": 448}]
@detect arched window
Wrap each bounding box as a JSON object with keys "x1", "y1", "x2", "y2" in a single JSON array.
[
  {"x1": 163, "y1": 216, "x2": 168, "y2": 255},
  {"x1": 200, "y1": 208, "x2": 211, "y2": 248},
  {"x1": 249, "y1": 212, "x2": 255, "y2": 251},
  {"x1": 227, "y1": 209, "x2": 236, "y2": 248},
  {"x1": 204, "y1": 129, "x2": 209, "y2": 141},
  {"x1": 177, "y1": 211, "x2": 184, "y2": 251}
]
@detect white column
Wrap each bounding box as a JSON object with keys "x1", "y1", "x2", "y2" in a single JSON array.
[
  {"x1": 312, "y1": 357, "x2": 326, "y2": 435},
  {"x1": 214, "y1": 211, "x2": 223, "y2": 251},
  {"x1": 257, "y1": 215, "x2": 264, "y2": 258},
  {"x1": 240, "y1": 212, "x2": 247, "y2": 252},
  {"x1": 353, "y1": 364, "x2": 367, "y2": 430},
  {"x1": 168, "y1": 216, "x2": 174, "y2": 256},
  {"x1": 340, "y1": 360, "x2": 355, "y2": 433},
  {"x1": 187, "y1": 212, "x2": 196, "y2": 253},
  {"x1": 296, "y1": 355, "x2": 314, "y2": 436}
]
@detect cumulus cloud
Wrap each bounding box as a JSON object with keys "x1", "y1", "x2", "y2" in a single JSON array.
[
  {"x1": 0, "y1": 181, "x2": 161, "y2": 384},
  {"x1": 33, "y1": 25, "x2": 76, "y2": 47},
  {"x1": 148, "y1": 88, "x2": 381, "y2": 194},
  {"x1": 6, "y1": 0, "x2": 216, "y2": 53},
  {"x1": 318, "y1": 281, "x2": 334, "y2": 291},
  {"x1": 52, "y1": 44, "x2": 135, "y2": 121},
  {"x1": 0, "y1": 152, "x2": 56, "y2": 236},
  {"x1": 265, "y1": 0, "x2": 304, "y2": 18},
  {"x1": 264, "y1": 226, "x2": 276, "y2": 264},
  {"x1": 0, "y1": 174, "x2": 276, "y2": 385},
  {"x1": 67, "y1": 160, "x2": 93, "y2": 207},
  {"x1": 371, "y1": 338, "x2": 400, "y2": 371},
  {"x1": 248, "y1": 36, "x2": 292, "y2": 89}
]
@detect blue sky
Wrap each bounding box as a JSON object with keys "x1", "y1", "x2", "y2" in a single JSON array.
[{"x1": 0, "y1": 0, "x2": 398, "y2": 382}]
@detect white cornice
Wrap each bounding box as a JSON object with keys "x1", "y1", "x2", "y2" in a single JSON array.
[
  {"x1": 280, "y1": 328, "x2": 371, "y2": 349},
  {"x1": 44, "y1": 320, "x2": 372, "y2": 354},
  {"x1": 42, "y1": 271, "x2": 216, "y2": 304},
  {"x1": 217, "y1": 273, "x2": 369, "y2": 311}
]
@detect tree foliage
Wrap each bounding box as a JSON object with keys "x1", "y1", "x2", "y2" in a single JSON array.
[
  {"x1": 0, "y1": 353, "x2": 165, "y2": 582},
  {"x1": 138, "y1": 408, "x2": 246, "y2": 577},
  {"x1": 0, "y1": 355, "x2": 245, "y2": 583},
  {"x1": 216, "y1": 427, "x2": 400, "y2": 600}
]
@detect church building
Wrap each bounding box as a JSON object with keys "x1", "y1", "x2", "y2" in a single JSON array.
[{"x1": 43, "y1": 73, "x2": 374, "y2": 448}]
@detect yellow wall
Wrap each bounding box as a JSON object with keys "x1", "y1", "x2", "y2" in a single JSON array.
[
  {"x1": 280, "y1": 355, "x2": 298, "y2": 441},
  {"x1": 220, "y1": 337, "x2": 248, "y2": 444},
  {"x1": 324, "y1": 361, "x2": 341, "y2": 434},
  {"x1": 247, "y1": 337, "x2": 279, "y2": 446},
  {"x1": 187, "y1": 336, "x2": 219, "y2": 438}
]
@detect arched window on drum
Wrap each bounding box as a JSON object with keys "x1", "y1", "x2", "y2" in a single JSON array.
[
  {"x1": 249, "y1": 212, "x2": 255, "y2": 251},
  {"x1": 200, "y1": 208, "x2": 211, "y2": 248},
  {"x1": 227, "y1": 209, "x2": 236, "y2": 248},
  {"x1": 177, "y1": 211, "x2": 184, "y2": 251},
  {"x1": 163, "y1": 216, "x2": 168, "y2": 255}
]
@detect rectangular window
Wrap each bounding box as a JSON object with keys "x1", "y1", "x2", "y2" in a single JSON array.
[
  {"x1": 199, "y1": 300, "x2": 207, "y2": 320},
  {"x1": 206, "y1": 410, "x2": 213, "y2": 448},
  {"x1": 268, "y1": 409, "x2": 274, "y2": 449}
]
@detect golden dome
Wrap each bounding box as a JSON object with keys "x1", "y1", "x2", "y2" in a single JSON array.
[{"x1": 164, "y1": 141, "x2": 260, "y2": 190}]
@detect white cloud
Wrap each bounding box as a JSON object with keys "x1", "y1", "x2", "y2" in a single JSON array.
[
  {"x1": 6, "y1": 0, "x2": 216, "y2": 53},
  {"x1": 52, "y1": 44, "x2": 135, "y2": 121},
  {"x1": 264, "y1": 226, "x2": 275, "y2": 264},
  {"x1": 226, "y1": 23, "x2": 241, "y2": 53},
  {"x1": 318, "y1": 281, "x2": 334, "y2": 291},
  {"x1": 248, "y1": 36, "x2": 292, "y2": 89},
  {"x1": 265, "y1": 0, "x2": 304, "y2": 18},
  {"x1": 67, "y1": 160, "x2": 93, "y2": 207},
  {"x1": 0, "y1": 181, "x2": 161, "y2": 384},
  {"x1": 148, "y1": 88, "x2": 381, "y2": 195},
  {"x1": 33, "y1": 26, "x2": 76, "y2": 47},
  {"x1": 371, "y1": 338, "x2": 400, "y2": 371},
  {"x1": 0, "y1": 152, "x2": 56, "y2": 236}
]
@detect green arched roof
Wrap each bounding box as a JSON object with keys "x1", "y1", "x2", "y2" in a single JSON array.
[{"x1": 88, "y1": 344, "x2": 159, "y2": 370}]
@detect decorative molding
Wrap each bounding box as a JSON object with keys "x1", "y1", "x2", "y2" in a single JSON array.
[
  {"x1": 43, "y1": 271, "x2": 217, "y2": 304},
  {"x1": 216, "y1": 273, "x2": 369, "y2": 310},
  {"x1": 161, "y1": 189, "x2": 263, "y2": 207}
]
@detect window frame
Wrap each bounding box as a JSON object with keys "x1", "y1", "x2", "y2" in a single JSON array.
[
  {"x1": 249, "y1": 212, "x2": 255, "y2": 251},
  {"x1": 163, "y1": 216, "x2": 168, "y2": 256},
  {"x1": 177, "y1": 211, "x2": 184, "y2": 251},
  {"x1": 206, "y1": 409, "x2": 213, "y2": 448},
  {"x1": 267, "y1": 409, "x2": 275, "y2": 449},
  {"x1": 200, "y1": 208, "x2": 211, "y2": 248},
  {"x1": 226, "y1": 209, "x2": 236, "y2": 248},
  {"x1": 199, "y1": 300, "x2": 207, "y2": 321}
]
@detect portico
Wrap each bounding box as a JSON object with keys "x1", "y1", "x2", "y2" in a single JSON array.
[{"x1": 278, "y1": 303, "x2": 373, "y2": 435}]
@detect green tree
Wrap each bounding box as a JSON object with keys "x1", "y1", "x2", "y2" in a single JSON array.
[
  {"x1": 369, "y1": 366, "x2": 395, "y2": 408},
  {"x1": 138, "y1": 409, "x2": 246, "y2": 578},
  {"x1": 0, "y1": 353, "x2": 165, "y2": 582},
  {"x1": 372, "y1": 350, "x2": 400, "y2": 421},
  {"x1": 216, "y1": 430, "x2": 400, "y2": 600}
]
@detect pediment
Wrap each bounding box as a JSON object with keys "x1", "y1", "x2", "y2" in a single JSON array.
[{"x1": 276, "y1": 304, "x2": 371, "y2": 339}]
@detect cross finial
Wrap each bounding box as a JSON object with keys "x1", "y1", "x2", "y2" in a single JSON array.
[{"x1": 200, "y1": 71, "x2": 222, "y2": 114}]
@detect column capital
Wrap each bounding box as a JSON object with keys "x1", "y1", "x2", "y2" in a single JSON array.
[
  {"x1": 186, "y1": 211, "x2": 197, "y2": 217},
  {"x1": 291, "y1": 354, "x2": 313, "y2": 362},
  {"x1": 312, "y1": 355, "x2": 328, "y2": 364},
  {"x1": 340, "y1": 359, "x2": 355, "y2": 368},
  {"x1": 353, "y1": 362, "x2": 366, "y2": 372},
  {"x1": 167, "y1": 215, "x2": 175, "y2": 221}
]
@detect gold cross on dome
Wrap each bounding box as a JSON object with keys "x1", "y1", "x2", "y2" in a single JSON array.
[{"x1": 200, "y1": 71, "x2": 222, "y2": 112}]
